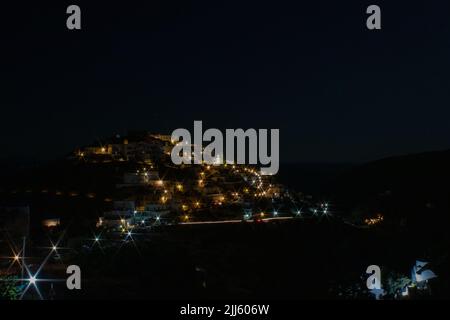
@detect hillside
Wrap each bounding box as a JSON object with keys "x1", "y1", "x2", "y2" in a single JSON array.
[{"x1": 331, "y1": 149, "x2": 450, "y2": 229}]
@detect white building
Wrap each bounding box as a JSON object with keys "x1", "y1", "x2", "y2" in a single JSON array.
[
  {"x1": 101, "y1": 201, "x2": 136, "y2": 228},
  {"x1": 117, "y1": 170, "x2": 160, "y2": 188}
]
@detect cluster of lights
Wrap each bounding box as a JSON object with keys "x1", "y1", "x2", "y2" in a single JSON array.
[
  {"x1": 254, "y1": 192, "x2": 267, "y2": 197},
  {"x1": 365, "y1": 214, "x2": 384, "y2": 226},
  {"x1": 17, "y1": 234, "x2": 68, "y2": 300}
]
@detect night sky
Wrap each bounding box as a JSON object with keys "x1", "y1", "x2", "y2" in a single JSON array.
[{"x1": 2, "y1": 1, "x2": 450, "y2": 163}]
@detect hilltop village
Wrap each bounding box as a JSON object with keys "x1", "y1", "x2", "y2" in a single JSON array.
[{"x1": 67, "y1": 130, "x2": 308, "y2": 232}]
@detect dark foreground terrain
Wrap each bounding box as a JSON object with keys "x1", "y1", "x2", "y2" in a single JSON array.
[{"x1": 53, "y1": 218, "x2": 448, "y2": 300}]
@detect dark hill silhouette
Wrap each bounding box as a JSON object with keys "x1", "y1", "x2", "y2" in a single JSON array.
[{"x1": 330, "y1": 149, "x2": 450, "y2": 230}]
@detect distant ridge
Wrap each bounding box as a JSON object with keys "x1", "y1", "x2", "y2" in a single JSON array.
[{"x1": 331, "y1": 148, "x2": 450, "y2": 225}]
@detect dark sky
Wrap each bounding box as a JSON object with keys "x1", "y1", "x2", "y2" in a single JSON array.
[{"x1": 2, "y1": 0, "x2": 450, "y2": 163}]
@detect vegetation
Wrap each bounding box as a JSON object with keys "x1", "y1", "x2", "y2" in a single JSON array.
[{"x1": 0, "y1": 274, "x2": 22, "y2": 300}]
